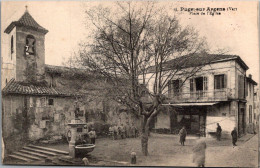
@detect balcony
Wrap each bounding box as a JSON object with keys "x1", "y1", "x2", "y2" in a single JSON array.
[{"x1": 167, "y1": 89, "x2": 231, "y2": 103}]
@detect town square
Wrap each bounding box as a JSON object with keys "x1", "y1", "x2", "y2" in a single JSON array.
[{"x1": 1, "y1": 1, "x2": 259, "y2": 167}]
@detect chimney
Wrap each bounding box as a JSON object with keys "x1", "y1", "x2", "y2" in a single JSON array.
[{"x1": 249, "y1": 74, "x2": 252, "y2": 79}]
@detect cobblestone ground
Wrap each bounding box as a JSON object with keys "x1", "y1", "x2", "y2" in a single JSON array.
[{"x1": 46, "y1": 133, "x2": 258, "y2": 167}]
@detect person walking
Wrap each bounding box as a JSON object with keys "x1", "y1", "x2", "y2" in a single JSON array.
[
  {"x1": 231, "y1": 127, "x2": 238, "y2": 147},
  {"x1": 192, "y1": 139, "x2": 207, "y2": 167},
  {"x1": 88, "y1": 128, "x2": 97, "y2": 144},
  {"x1": 179, "y1": 126, "x2": 187, "y2": 146},
  {"x1": 216, "y1": 123, "x2": 222, "y2": 141}
]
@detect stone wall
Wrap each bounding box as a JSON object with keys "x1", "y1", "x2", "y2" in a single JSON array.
[
  {"x1": 155, "y1": 111, "x2": 170, "y2": 129},
  {"x1": 2, "y1": 95, "x2": 28, "y2": 155},
  {"x1": 45, "y1": 72, "x2": 141, "y2": 129},
  {"x1": 2, "y1": 95, "x2": 77, "y2": 154},
  {"x1": 2, "y1": 93, "x2": 140, "y2": 154},
  {"x1": 16, "y1": 27, "x2": 46, "y2": 82}
]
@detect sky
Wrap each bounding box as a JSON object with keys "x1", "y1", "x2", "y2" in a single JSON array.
[{"x1": 1, "y1": 1, "x2": 259, "y2": 83}]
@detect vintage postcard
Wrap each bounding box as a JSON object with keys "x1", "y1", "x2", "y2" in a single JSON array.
[{"x1": 1, "y1": 1, "x2": 259, "y2": 167}]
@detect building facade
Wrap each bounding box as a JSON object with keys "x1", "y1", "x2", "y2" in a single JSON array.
[
  {"x1": 253, "y1": 88, "x2": 259, "y2": 133},
  {"x1": 145, "y1": 54, "x2": 257, "y2": 138}
]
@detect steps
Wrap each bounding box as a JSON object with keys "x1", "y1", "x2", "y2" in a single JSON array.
[
  {"x1": 19, "y1": 150, "x2": 50, "y2": 158},
  {"x1": 8, "y1": 154, "x2": 33, "y2": 162},
  {"x1": 13, "y1": 152, "x2": 42, "y2": 161},
  {"x1": 7, "y1": 144, "x2": 68, "y2": 165},
  {"x1": 28, "y1": 145, "x2": 69, "y2": 155},
  {"x1": 23, "y1": 146, "x2": 58, "y2": 156}
]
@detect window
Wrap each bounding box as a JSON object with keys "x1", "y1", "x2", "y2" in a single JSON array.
[
  {"x1": 48, "y1": 99, "x2": 54, "y2": 106},
  {"x1": 190, "y1": 76, "x2": 208, "y2": 92},
  {"x1": 25, "y1": 35, "x2": 36, "y2": 55},
  {"x1": 214, "y1": 74, "x2": 226, "y2": 89},
  {"x1": 11, "y1": 36, "x2": 14, "y2": 56},
  {"x1": 195, "y1": 77, "x2": 203, "y2": 91},
  {"x1": 40, "y1": 97, "x2": 46, "y2": 107},
  {"x1": 173, "y1": 79, "x2": 182, "y2": 93},
  {"x1": 168, "y1": 79, "x2": 182, "y2": 96},
  {"x1": 249, "y1": 105, "x2": 252, "y2": 123},
  {"x1": 77, "y1": 128, "x2": 83, "y2": 132},
  {"x1": 78, "y1": 110, "x2": 84, "y2": 117}
]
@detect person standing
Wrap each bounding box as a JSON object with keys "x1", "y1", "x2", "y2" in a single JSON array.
[
  {"x1": 134, "y1": 125, "x2": 138, "y2": 138},
  {"x1": 119, "y1": 124, "x2": 126, "y2": 139},
  {"x1": 125, "y1": 124, "x2": 130, "y2": 138},
  {"x1": 109, "y1": 125, "x2": 114, "y2": 140},
  {"x1": 216, "y1": 123, "x2": 222, "y2": 141},
  {"x1": 113, "y1": 125, "x2": 119, "y2": 140},
  {"x1": 192, "y1": 139, "x2": 207, "y2": 167},
  {"x1": 231, "y1": 127, "x2": 238, "y2": 147},
  {"x1": 179, "y1": 126, "x2": 187, "y2": 146},
  {"x1": 132, "y1": 125, "x2": 136, "y2": 138},
  {"x1": 88, "y1": 128, "x2": 97, "y2": 144}
]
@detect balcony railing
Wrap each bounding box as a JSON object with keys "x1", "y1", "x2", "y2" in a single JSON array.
[{"x1": 167, "y1": 89, "x2": 230, "y2": 103}]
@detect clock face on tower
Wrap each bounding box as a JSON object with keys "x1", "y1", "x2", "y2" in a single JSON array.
[{"x1": 25, "y1": 35, "x2": 35, "y2": 55}]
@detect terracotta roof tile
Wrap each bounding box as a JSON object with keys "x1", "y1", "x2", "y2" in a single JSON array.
[
  {"x1": 2, "y1": 79, "x2": 77, "y2": 97},
  {"x1": 4, "y1": 11, "x2": 48, "y2": 34}
]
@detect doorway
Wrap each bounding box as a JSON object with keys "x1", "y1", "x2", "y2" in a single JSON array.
[{"x1": 238, "y1": 107, "x2": 245, "y2": 136}]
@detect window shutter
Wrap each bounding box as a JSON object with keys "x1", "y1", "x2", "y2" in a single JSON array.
[
  {"x1": 203, "y1": 77, "x2": 208, "y2": 90},
  {"x1": 224, "y1": 74, "x2": 227, "y2": 88},
  {"x1": 214, "y1": 76, "x2": 217, "y2": 89},
  {"x1": 168, "y1": 80, "x2": 172, "y2": 96},
  {"x1": 179, "y1": 79, "x2": 183, "y2": 93},
  {"x1": 190, "y1": 79, "x2": 194, "y2": 92},
  {"x1": 238, "y1": 75, "x2": 244, "y2": 98},
  {"x1": 245, "y1": 78, "x2": 248, "y2": 97}
]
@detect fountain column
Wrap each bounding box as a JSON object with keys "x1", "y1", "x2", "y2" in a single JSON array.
[{"x1": 69, "y1": 124, "x2": 77, "y2": 158}]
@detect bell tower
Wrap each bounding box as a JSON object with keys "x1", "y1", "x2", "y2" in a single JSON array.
[{"x1": 4, "y1": 6, "x2": 48, "y2": 83}]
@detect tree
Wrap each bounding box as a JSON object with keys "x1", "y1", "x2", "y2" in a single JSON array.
[{"x1": 76, "y1": 2, "x2": 212, "y2": 156}]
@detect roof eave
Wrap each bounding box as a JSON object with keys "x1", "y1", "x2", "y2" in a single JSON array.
[
  {"x1": 247, "y1": 77, "x2": 258, "y2": 85},
  {"x1": 4, "y1": 22, "x2": 16, "y2": 34},
  {"x1": 209, "y1": 56, "x2": 249, "y2": 70},
  {"x1": 2, "y1": 91, "x2": 75, "y2": 97},
  {"x1": 236, "y1": 57, "x2": 249, "y2": 70},
  {"x1": 146, "y1": 55, "x2": 249, "y2": 75},
  {"x1": 4, "y1": 22, "x2": 49, "y2": 35}
]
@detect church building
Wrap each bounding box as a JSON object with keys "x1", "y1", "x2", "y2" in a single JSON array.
[{"x1": 1, "y1": 8, "x2": 138, "y2": 155}]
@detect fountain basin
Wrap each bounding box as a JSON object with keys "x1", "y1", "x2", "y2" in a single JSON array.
[{"x1": 75, "y1": 144, "x2": 95, "y2": 158}]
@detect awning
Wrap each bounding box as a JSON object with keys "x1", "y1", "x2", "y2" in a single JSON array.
[{"x1": 162, "y1": 102, "x2": 218, "y2": 106}]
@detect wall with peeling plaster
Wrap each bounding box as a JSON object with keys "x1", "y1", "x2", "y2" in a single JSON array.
[{"x1": 2, "y1": 93, "x2": 140, "y2": 155}]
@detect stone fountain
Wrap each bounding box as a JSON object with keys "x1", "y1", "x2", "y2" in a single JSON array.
[{"x1": 67, "y1": 101, "x2": 95, "y2": 158}]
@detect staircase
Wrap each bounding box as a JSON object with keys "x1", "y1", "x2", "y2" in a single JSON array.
[{"x1": 6, "y1": 144, "x2": 70, "y2": 165}]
